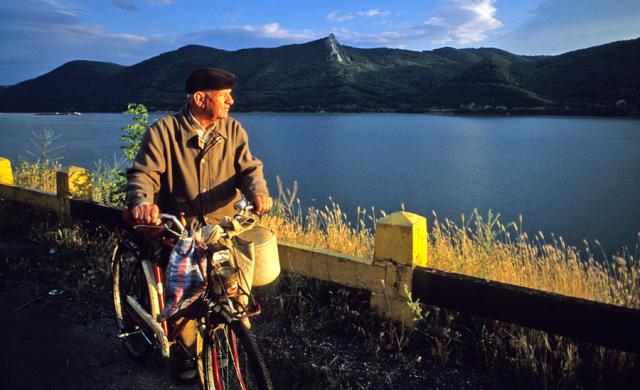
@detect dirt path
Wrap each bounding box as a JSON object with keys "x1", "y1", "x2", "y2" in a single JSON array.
[{"x1": 0, "y1": 216, "x2": 487, "y2": 390}]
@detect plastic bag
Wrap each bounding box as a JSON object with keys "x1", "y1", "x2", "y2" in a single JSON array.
[{"x1": 157, "y1": 236, "x2": 207, "y2": 322}]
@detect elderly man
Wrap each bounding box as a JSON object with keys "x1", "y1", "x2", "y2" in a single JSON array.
[
  {"x1": 125, "y1": 67, "x2": 273, "y2": 380},
  {"x1": 126, "y1": 67, "x2": 272, "y2": 225}
]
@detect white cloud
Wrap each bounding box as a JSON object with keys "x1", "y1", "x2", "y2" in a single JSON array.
[
  {"x1": 331, "y1": 27, "x2": 430, "y2": 49},
  {"x1": 111, "y1": 33, "x2": 149, "y2": 43},
  {"x1": 38, "y1": 0, "x2": 85, "y2": 16},
  {"x1": 329, "y1": 1, "x2": 502, "y2": 49},
  {"x1": 357, "y1": 9, "x2": 391, "y2": 18},
  {"x1": 327, "y1": 9, "x2": 391, "y2": 23},
  {"x1": 188, "y1": 23, "x2": 317, "y2": 44},
  {"x1": 450, "y1": 0, "x2": 502, "y2": 43},
  {"x1": 423, "y1": 0, "x2": 502, "y2": 45},
  {"x1": 327, "y1": 11, "x2": 354, "y2": 22},
  {"x1": 425, "y1": 17, "x2": 446, "y2": 26}
]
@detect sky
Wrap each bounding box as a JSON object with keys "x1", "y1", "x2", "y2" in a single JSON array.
[{"x1": 0, "y1": 0, "x2": 639, "y2": 85}]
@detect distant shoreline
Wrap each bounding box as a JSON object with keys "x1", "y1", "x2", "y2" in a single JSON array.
[{"x1": 2, "y1": 107, "x2": 639, "y2": 118}]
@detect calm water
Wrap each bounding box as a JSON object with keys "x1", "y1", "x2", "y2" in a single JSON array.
[{"x1": 1, "y1": 112, "x2": 639, "y2": 254}]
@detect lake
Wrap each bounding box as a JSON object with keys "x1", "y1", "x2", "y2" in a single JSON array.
[{"x1": 1, "y1": 112, "x2": 638, "y2": 255}]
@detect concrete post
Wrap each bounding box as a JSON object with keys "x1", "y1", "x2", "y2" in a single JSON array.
[
  {"x1": 370, "y1": 211, "x2": 428, "y2": 326},
  {"x1": 0, "y1": 157, "x2": 14, "y2": 185},
  {"x1": 68, "y1": 166, "x2": 92, "y2": 200},
  {"x1": 56, "y1": 166, "x2": 92, "y2": 222}
]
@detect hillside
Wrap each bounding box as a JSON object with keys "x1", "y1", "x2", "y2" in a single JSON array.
[{"x1": 0, "y1": 35, "x2": 638, "y2": 115}]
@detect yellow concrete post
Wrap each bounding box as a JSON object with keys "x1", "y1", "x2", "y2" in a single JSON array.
[
  {"x1": 55, "y1": 166, "x2": 92, "y2": 222},
  {"x1": 68, "y1": 165, "x2": 92, "y2": 199},
  {"x1": 370, "y1": 211, "x2": 428, "y2": 326},
  {"x1": 0, "y1": 157, "x2": 14, "y2": 185}
]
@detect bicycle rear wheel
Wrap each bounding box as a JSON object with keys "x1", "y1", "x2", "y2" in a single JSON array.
[
  {"x1": 200, "y1": 320, "x2": 273, "y2": 390},
  {"x1": 112, "y1": 244, "x2": 155, "y2": 361}
]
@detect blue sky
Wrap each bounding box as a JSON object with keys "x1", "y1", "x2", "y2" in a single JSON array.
[{"x1": 1, "y1": 0, "x2": 639, "y2": 85}]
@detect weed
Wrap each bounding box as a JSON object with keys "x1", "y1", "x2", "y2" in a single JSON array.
[
  {"x1": 13, "y1": 129, "x2": 65, "y2": 192},
  {"x1": 92, "y1": 157, "x2": 127, "y2": 206},
  {"x1": 120, "y1": 103, "x2": 149, "y2": 162}
]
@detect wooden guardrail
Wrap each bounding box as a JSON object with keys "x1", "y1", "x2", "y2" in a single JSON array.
[{"x1": 1, "y1": 157, "x2": 639, "y2": 353}]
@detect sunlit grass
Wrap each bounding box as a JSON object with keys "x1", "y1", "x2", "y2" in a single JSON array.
[
  {"x1": 263, "y1": 177, "x2": 640, "y2": 387},
  {"x1": 264, "y1": 178, "x2": 639, "y2": 309},
  {"x1": 261, "y1": 177, "x2": 375, "y2": 259},
  {"x1": 14, "y1": 159, "x2": 60, "y2": 193},
  {"x1": 428, "y1": 211, "x2": 640, "y2": 309}
]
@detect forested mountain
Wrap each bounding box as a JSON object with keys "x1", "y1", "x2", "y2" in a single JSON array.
[{"x1": 1, "y1": 35, "x2": 638, "y2": 115}]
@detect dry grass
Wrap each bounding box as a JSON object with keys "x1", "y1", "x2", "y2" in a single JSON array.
[
  {"x1": 263, "y1": 178, "x2": 640, "y2": 388},
  {"x1": 428, "y1": 211, "x2": 640, "y2": 309},
  {"x1": 264, "y1": 179, "x2": 639, "y2": 310},
  {"x1": 261, "y1": 177, "x2": 375, "y2": 259},
  {"x1": 13, "y1": 159, "x2": 60, "y2": 193}
]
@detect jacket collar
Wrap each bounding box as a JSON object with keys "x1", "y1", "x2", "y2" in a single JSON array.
[{"x1": 177, "y1": 104, "x2": 229, "y2": 147}]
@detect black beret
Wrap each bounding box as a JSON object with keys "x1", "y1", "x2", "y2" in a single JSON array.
[{"x1": 185, "y1": 67, "x2": 236, "y2": 93}]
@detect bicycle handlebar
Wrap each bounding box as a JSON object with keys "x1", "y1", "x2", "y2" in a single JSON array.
[
  {"x1": 129, "y1": 199, "x2": 255, "y2": 242},
  {"x1": 158, "y1": 213, "x2": 185, "y2": 234}
]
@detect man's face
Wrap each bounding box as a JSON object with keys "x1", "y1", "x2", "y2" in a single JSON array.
[{"x1": 203, "y1": 89, "x2": 234, "y2": 121}]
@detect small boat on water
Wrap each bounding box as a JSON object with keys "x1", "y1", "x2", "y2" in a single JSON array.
[{"x1": 35, "y1": 112, "x2": 82, "y2": 116}]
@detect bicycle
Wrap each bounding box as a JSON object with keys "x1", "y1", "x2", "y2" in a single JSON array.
[{"x1": 112, "y1": 200, "x2": 273, "y2": 389}]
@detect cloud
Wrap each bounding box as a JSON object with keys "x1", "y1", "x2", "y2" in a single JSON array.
[
  {"x1": 449, "y1": 0, "x2": 502, "y2": 43},
  {"x1": 422, "y1": 0, "x2": 502, "y2": 45},
  {"x1": 38, "y1": 0, "x2": 85, "y2": 16},
  {"x1": 112, "y1": 0, "x2": 137, "y2": 11},
  {"x1": 0, "y1": 0, "x2": 320, "y2": 85},
  {"x1": 327, "y1": 9, "x2": 391, "y2": 22},
  {"x1": 184, "y1": 23, "x2": 318, "y2": 48},
  {"x1": 330, "y1": 0, "x2": 503, "y2": 49},
  {"x1": 498, "y1": 0, "x2": 640, "y2": 55},
  {"x1": 0, "y1": 1, "x2": 167, "y2": 83}
]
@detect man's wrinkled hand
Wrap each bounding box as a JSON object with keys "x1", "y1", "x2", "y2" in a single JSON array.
[
  {"x1": 131, "y1": 203, "x2": 161, "y2": 225},
  {"x1": 250, "y1": 195, "x2": 273, "y2": 215}
]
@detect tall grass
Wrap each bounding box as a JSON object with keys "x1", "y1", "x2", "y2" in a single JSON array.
[
  {"x1": 264, "y1": 179, "x2": 639, "y2": 309},
  {"x1": 14, "y1": 159, "x2": 61, "y2": 192},
  {"x1": 13, "y1": 129, "x2": 64, "y2": 192},
  {"x1": 429, "y1": 210, "x2": 640, "y2": 309},
  {"x1": 263, "y1": 178, "x2": 640, "y2": 388},
  {"x1": 261, "y1": 177, "x2": 376, "y2": 259}
]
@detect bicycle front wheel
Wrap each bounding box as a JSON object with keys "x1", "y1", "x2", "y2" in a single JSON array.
[
  {"x1": 199, "y1": 320, "x2": 273, "y2": 390},
  {"x1": 112, "y1": 244, "x2": 155, "y2": 361}
]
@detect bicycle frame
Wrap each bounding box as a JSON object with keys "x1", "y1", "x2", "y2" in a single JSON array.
[{"x1": 114, "y1": 236, "x2": 261, "y2": 360}]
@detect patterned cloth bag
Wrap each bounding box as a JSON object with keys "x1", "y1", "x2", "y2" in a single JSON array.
[{"x1": 157, "y1": 236, "x2": 207, "y2": 322}]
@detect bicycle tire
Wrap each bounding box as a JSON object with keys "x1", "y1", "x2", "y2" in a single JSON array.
[
  {"x1": 112, "y1": 244, "x2": 155, "y2": 362},
  {"x1": 200, "y1": 320, "x2": 273, "y2": 390}
]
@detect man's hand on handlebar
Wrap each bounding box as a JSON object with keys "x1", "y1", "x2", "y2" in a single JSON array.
[
  {"x1": 250, "y1": 195, "x2": 273, "y2": 215},
  {"x1": 131, "y1": 203, "x2": 161, "y2": 225}
]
